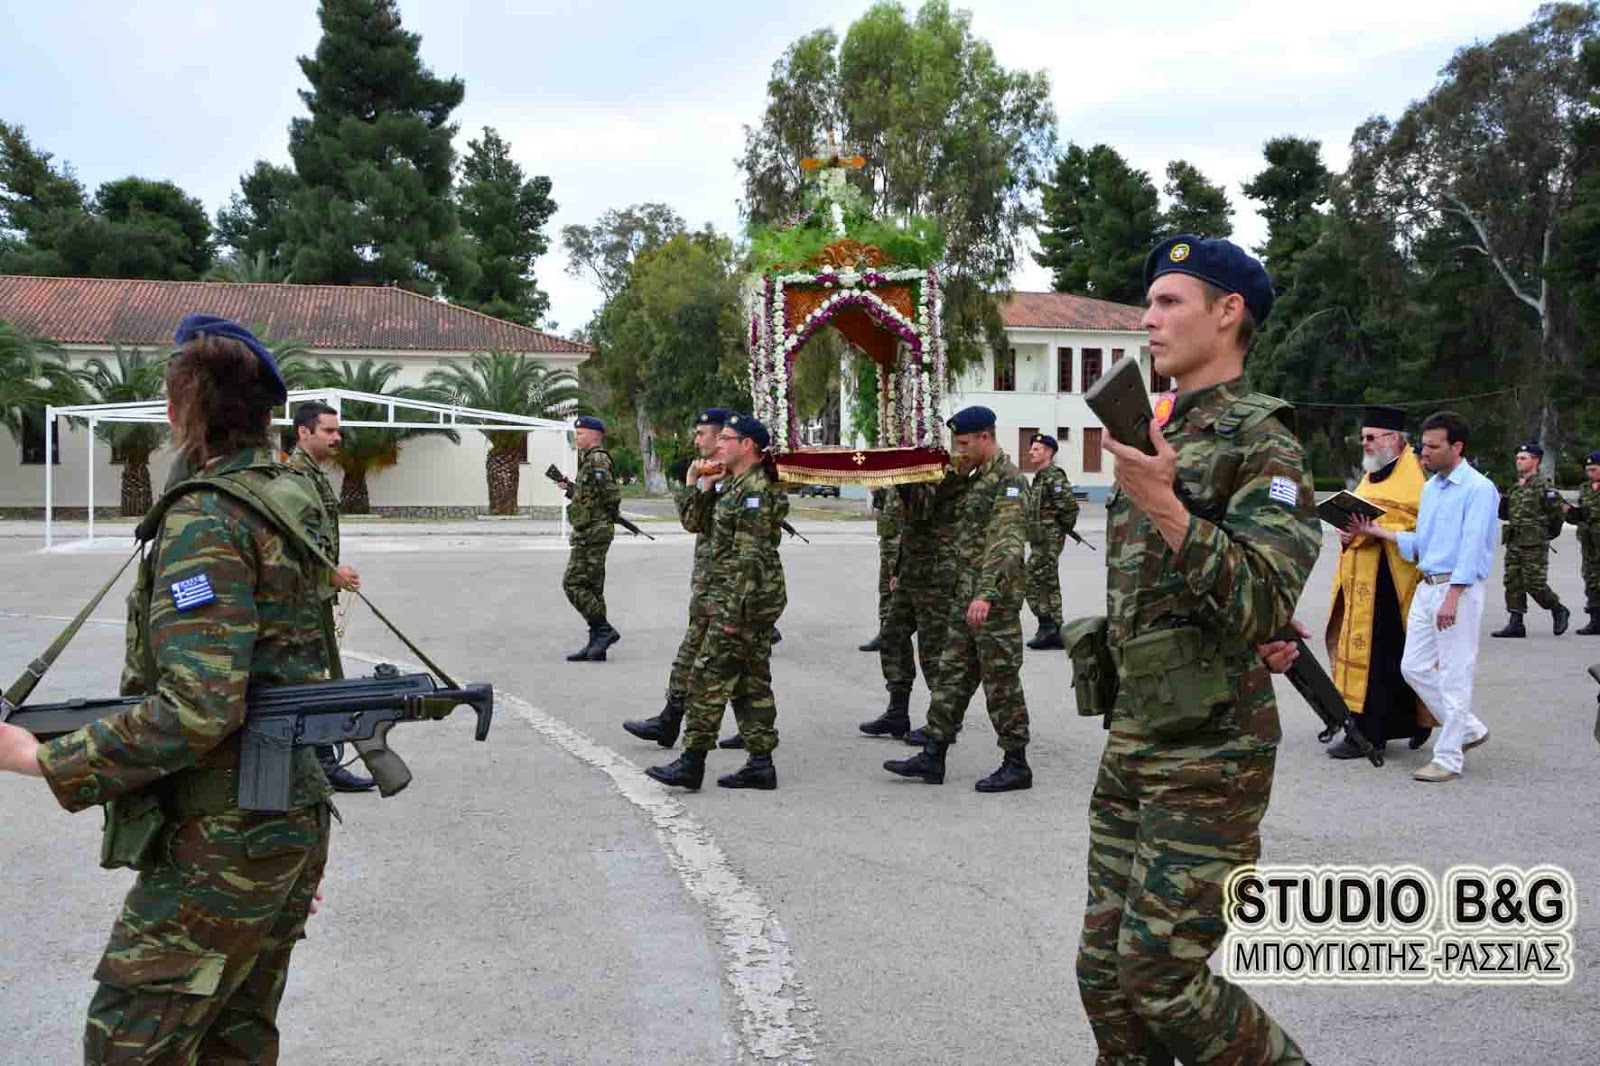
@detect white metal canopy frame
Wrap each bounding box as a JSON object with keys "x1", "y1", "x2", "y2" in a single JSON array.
[{"x1": 42, "y1": 387, "x2": 577, "y2": 549}]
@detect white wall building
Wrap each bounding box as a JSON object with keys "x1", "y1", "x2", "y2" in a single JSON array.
[
  {"x1": 0, "y1": 276, "x2": 592, "y2": 516},
  {"x1": 945, "y1": 291, "x2": 1158, "y2": 499}
]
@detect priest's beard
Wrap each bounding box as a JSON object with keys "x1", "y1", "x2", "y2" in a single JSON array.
[{"x1": 1362, "y1": 445, "x2": 1400, "y2": 474}]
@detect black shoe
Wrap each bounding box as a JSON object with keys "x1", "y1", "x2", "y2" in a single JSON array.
[
  {"x1": 1553, "y1": 604, "x2": 1571, "y2": 637},
  {"x1": 594, "y1": 617, "x2": 621, "y2": 652},
  {"x1": 1327, "y1": 735, "x2": 1385, "y2": 760},
  {"x1": 903, "y1": 726, "x2": 954, "y2": 747},
  {"x1": 859, "y1": 632, "x2": 883, "y2": 652},
  {"x1": 975, "y1": 749, "x2": 1033, "y2": 792},
  {"x1": 325, "y1": 763, "x2": 377, "y2": 792},
  {"x1": 719, "y1": 734, "x2": 746, "y2": 749},
  {"x1": 1026, "y1": 620, "x2": 1063, "y2": 651},
  {"x1": 624, "y1": 697, "x2": 686, "y2": 748},
  {"x1": 1491, "y1": 614, "x2": 1526, "y2": 638},
  {"x1": 1408, "y1": 728, "x2": 1431, "y2": 750},
  {"x1": 646, "y1": 750, "x2": 706, "y2": 790},
  {"x1": 884, "y1": 740, "x2": 947, "y2": 784},
  {"x1": 718, "y1": 754, "x2": 777, "y2": 790},
  {"x1": 771, "y1": 627, "x2": 783, "y2": 645},
  {"x1": 1578, "y1": 613, "x2": 1600, "y2": 636},
  {"x1": 566, "y1": 622, "x2": 598, "y2": 661},
  {"x1": 860, "y1": 691, "x2": 912, "y2": 737}
]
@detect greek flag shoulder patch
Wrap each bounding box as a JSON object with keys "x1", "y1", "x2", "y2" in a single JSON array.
[
  {"x1": 1268, "y1": 477, "x2": 1299, "y2": 506},
  {"x1": 1005, "y1": 486, "x2": 1020, "y2": 498},
  {"x1": 171, "y1": 573, "x2": 216, "y2": 612},
  {"x1": 745, "y1": 496, "x2": 761, "y2": 509}
]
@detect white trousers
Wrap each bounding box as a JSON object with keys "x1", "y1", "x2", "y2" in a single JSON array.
[{"x1": 1400, "y1": 581, "x2": 1487, "y2": 774}]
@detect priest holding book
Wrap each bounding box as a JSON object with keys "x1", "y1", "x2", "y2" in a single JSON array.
[{"x1": 1324, "y1": 406, "x2": 1437, "y2": 757}]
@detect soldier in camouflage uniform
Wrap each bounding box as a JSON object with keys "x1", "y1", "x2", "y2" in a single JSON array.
[
  {"x1": 558, "y1": 415, "x2": 623, "y2": 661},
  {"x1": 884, "y1": 406, "x2": 1035, "y2": 792},
  {"x1": 647, "y1": 414, "x2": 788, "y2": 791},
  {"x1": 1563, "y1": 450, "x2": 1600, "y2": 634},
  {"x1": 623, "y1": 408, "x2": 731, "y2": 746},
  {"x1": 0, "y1": 317, "x2": 336, "y2": 1063},
  {"x1": 1071, "y1": 237, "x2": 1318, "y2": 1064},
  {"x1": 860, "y1": 488, "x2": 901, "y2": 651},
  {"x1": 1024, "y1": 432, "x2": 1080, "y2": 650},
  {"x1": 1492, "y1": 442, "x2": 1570, "y2": 638},
  {"x1": 290, "y1": 400, "x2": 375, "y2": 792}
]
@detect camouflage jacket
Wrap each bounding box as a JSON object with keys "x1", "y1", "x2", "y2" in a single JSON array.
[
  {"x1": 1500, "y1": 472, "x2": 1563, "y2": 547},
  {"x1": 1103, "y1": 380, "x2": 1320, "y2": 752},
  {"x1": 567, "y1": 446, "x2": 620, "y2": 543},
  {"x1": 674, "y1": 476, "x2": 721, "y2": 600},
  {"x1": 1026, "y1": 463, "x2": 1080, "y2": 545},
  {"x1": 705, "y1": 466, "x2": 789, "y2": 630},
  {"x1": 934, "y1": 469, "x2": 972, "y2": 589},
  {"x1": 38, "y1": 448, "x2": 334, "y2": 813},
  {"x1": 875, "y1": 488, "x2": 903, "y2": 539},
  {"x1": 947, "y1": 450, "x2": 1028, "y2": 606},
  {"x1": 289, "y1": 447, "x2": 340, "y2": 563},
  {"x1": 1565, "y1": 482, "x2": 1600, "y2": 548}
]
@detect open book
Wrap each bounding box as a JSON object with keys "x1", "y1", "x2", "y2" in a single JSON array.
[{"x1": 1316, "y1": 490, "x2": 1386, "y2": 529}]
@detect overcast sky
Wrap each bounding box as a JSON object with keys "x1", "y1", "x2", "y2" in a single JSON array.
[{"x1": 0, "y1": 0, "x2": 1541, "y2": 336}]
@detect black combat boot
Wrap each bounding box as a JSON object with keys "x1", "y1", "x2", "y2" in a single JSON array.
[
  {"x1": 771, "y1": 626, "x2": 784, "y2": 645},
  {"x1": 975, "y1": 749, "x2": 1033, "y2": 793},
  {"x1": 1491, "y1": 613, "x2": 1526, "y2": 638},
  {"x1": 624, "y1": 697, "x2": 686, "y2": 747},
  {"x1": 884, "y1": 739, "x2": 947, "y2": 784},
  {"x1": 1553, "y1": 603, "x2": 1571, "y2": 636},
  {"x1": 646, "y1": 750, "x2": 706, "y2": 790},
  {"x1": 718, "y1": 754, "x2": 777, "y2": 790},
  {"x1": 859, "y1": 632, "x2": 883, "y2": 652},
  {"x1": 718, "y1": 733, "x2": 746, "y2": 749},
  {"x1": 593, "y1": 617, "x2": 622, "y2": 655},
  {"x1": 903, "y1": 726, "x2": 954, "y2": 747},
  {"x1": 1578, "y1": 612, "x2": 1600, "y2": 636},
  {"x1": 566, "y1": 621, "x2": 598, "y2": 661},
  {"x1": 318, "y1": 743, "x2": 376, "y2": 793},
  {"x1": 859, "y1": 690, "x2": 912, "y2": 737},
  {"x1": 1027, "y1": 619, "x2": 1063, "y2": 650}
]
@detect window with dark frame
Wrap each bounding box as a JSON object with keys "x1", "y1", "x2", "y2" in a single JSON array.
[
  {"x1": 1081, "y1": 348, "x2": 1104, "y2": 391},
  {"x1": 1111, "y1": 347, "x2": 1125, "y2": 363},
  {"x1": 994, "y1": 348, "x2": 1016, "y2": 392},
  {"x1": 1083, "y1": 427, "x2": 1103, "y2": 474},
  {"x1": 1057, "y1": 346, "x2": 1073, "y2": 392},
  {"x1": 1147, "y1": 347, "x2": 1171, "y2": 392}
]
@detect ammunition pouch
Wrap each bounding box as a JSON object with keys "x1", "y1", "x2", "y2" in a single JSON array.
[
  {"x1": 1063, "y1": 616, "x2": 1117, "y2": 719},
  {"x1": 98, "y1": 791, "x2": 165, "y2": 872},
  {"x1": 1116, "y1": 625, "x2": 1231, "y2": 739}
]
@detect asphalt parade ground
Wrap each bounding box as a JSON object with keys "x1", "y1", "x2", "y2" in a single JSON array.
[{"x1": 3, "y1": 510, "x2": 1599, "y2": 1064}]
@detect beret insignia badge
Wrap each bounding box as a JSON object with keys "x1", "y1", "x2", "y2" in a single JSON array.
[{"x1": 1169, "y1": 243, "x2": 1191, "y2": 262}]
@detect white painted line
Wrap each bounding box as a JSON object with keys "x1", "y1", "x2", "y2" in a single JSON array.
[{"x1": 344, "y1": 649, "x2": 818, "y2": 1064}]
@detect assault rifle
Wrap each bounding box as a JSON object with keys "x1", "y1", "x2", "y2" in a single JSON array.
[
  {"x1": 781, "y1": 520, "x2": 810, "y2": 544},
  {"x1": 1280, "y1": 635, "x2": 1383, "y2": 767},
  {"x1": 1066, "y1": 529, "x2": 1097, "y2": 552},
  {"x1": 544, "y1": 463, "x2": 656, "y2": 540},
  {"x1": 1, "y1": 664, "x2": 494, "y2": 812}
]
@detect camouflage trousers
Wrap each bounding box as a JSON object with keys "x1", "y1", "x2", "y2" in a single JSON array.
[
  {"x1": 562, "y1": 534, "x2": 614, "y2": 621},
  {"x1": 1076, "y1": 746, "x2": 1305, "y2": 1065},
  {"x1": 1026, "y1": 532, "x2": 1066, "y2": 623},
  {"x1": 666, "y1": 590, "x2": 711, "y2": 703},
  {"x1": 1580, "y1": 536, "x2": 1600, "y2": 614},
  {"x1": 876, "y1": 535, "x2": 899, "y2": 628},
  {"x1": 682, "y1": 625, "x2": 779, "y2": 755},
  {"x1": 85, "y1": 803, "x2": 331, "y2": 1065},
  {"x1": 880, "y1": 576, "x2": 950, "y2": 698},
  {"x1": 1503, "y1": 542, "x2": 1561, "y2": 613},
  {"x1": 925, "y1": 600, "x2": 1030, "y2": 751}
]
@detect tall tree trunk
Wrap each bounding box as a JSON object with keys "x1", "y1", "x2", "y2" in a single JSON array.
[
  {"x1": 120, "y1": 458, "x2": 152, "y2": 517},
  {"x1": 636, "y1": 404, "x2": 666, "y2": 493},
  {"x1": 340, "y1": 466, "x2": 372, "y2": 514},
  {"x1": 486, "y1": 448, "x2": 522, "y2": 514}
]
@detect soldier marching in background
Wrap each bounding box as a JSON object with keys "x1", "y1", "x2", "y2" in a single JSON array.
[
  {"x1": 647, "y1": 414, "x2": 789, "y2": 791},
  {"x1": 623, "y1": 408, "x2": 730, "y2": 746},
  {"x1": 1075, "y1": 236, "x2": 1318, "y2": 1063},
  {"x1": 1023, "y1": 432, "x2": 1079, "y2": 650},
  {"x1": 1564, "y1": 449, "x2": 1600, "y2": 635},
  {"x1": 861, "y1": 487, "x2": 901, "y2": 651},
  {"x1": 884, "y1": 405, "x2": 1035, "y2": 793},
  {"x1": 557, "y1": 415, "x2": 623, "y2": 661},
  {"x1": 1491, "y1": 442, "x2": 1570, "y2": 638}
]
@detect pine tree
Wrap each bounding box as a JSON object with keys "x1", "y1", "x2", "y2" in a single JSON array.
[
  {"x1": 449, "y1": 128, "x2": 556, "y2": 326},
  {"x1": 280, "y1": 0, "x2": 474, "y2": 294},
  {"x1": 1035, "y1": 143, "x2": 1159, "y2": 304},
  {"x1": 1162, "y1": 160, "x2": 1233, "y2": 238}
]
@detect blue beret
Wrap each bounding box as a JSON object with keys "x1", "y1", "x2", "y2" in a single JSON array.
[
  {"x1": 173, "y1": 314, "x2": 287, "y2": 403},
  {"x1": 1144, "y1": 235, "x2": 1275, "y2": 325},
  {"x1": 574, "y1": 415, "x2": 606, "y2": 432},
  {"x1": 1517, "y1": 441, "x2": 1544, "y2": 458},
  {"x1": 946, "y1": 405, "x2": 996, "y2": 435},
  {"x1": 695, "y1": 407, "x2": 732, "y2": 427},
  {"x1": 1031, "y1": 432, "x2": 1058, "y2": 452},
  {"x1": 1587, "y1": 451, "x2": 1600, "y2": 465},
  {"x1": 727, "y1": 413, "x2": 770, "y2": 450}
]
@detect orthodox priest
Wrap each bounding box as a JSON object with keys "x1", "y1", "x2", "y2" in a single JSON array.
[{"x1": 1325, "y1": 406, "x2": 1437, "y2": 758}]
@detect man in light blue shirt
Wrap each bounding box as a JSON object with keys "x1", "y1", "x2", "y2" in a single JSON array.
[{"x1": 1352, "y1": 411, "x2": 1498, "y2": 782}]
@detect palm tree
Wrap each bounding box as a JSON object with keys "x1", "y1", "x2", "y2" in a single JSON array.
[
  {"x1": 75, "y1": 346, "x2": 167, "y2": 515},
  {"x1": 0, "y1": 319, "x2": 81, "y2": 451},
  {"x1": 426, "y1": 351, "x2": 581, "y2": 515},
  {"x1": 206, "y1": 250, "x2": 292, "y2": 283},
  {"x1": 305, "y1": 359, "x2": 458, "y2": 514}
]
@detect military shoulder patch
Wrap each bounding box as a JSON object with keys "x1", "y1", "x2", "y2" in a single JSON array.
[
  {"x1": 171, "y1": 573, "x2": 216, "y2": 612},
  {"x1": 745, "y1": 496, "x2": 761, "y2": 509},
  {"x1": 1268, "y1": 477, "x2": 1299, "y2": 506},
  {"x1": 1005, "y1": 486, "x2": 1020, "y2": 498}
]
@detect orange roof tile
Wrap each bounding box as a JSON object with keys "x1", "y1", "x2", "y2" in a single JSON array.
[{"x1": 999, "y1": 291, "x2": 1144, "y2": 332}]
